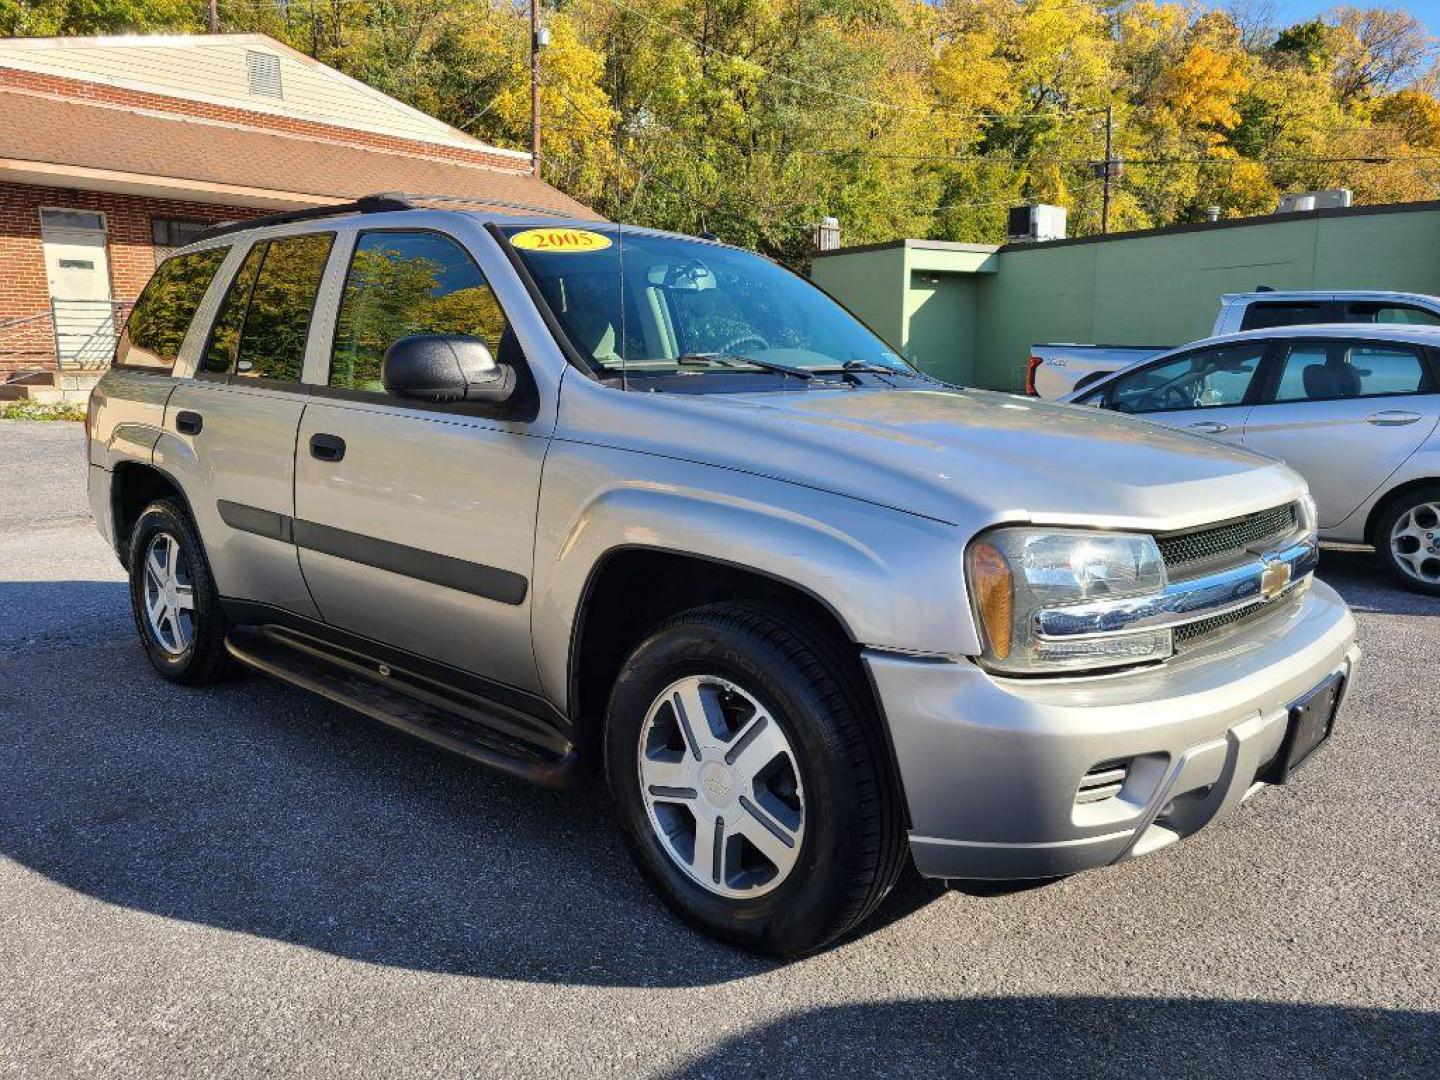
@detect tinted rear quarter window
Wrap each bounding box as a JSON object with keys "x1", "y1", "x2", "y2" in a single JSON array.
[{"x1": 117, "y1": 246, "x2": 230, "y2": 372}]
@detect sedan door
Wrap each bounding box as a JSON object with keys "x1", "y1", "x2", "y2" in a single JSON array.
[
  {"x1": 1242, "y1": 338, "x2": 1440, "y2": 529},
  {"x1": 1078, "y1": 340, "x2": 1270, "y2": 444}
]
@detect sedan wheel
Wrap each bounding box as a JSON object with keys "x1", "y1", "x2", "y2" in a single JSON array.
[{"x1": 1388, "y1": 499, "x2": 1440, "y2": 588}]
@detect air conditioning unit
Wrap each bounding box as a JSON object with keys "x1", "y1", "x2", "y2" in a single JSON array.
[
  {"x1": 1007, "y1": 204, "x2": 1067, "y2": 243},
  {"x1": 1276, "y1": 189, "x2": 1352, "y2": 214}
]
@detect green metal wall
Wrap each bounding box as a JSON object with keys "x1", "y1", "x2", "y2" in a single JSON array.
[{"x1": 815, "y1": 202, "x2": 1440, "y2": 391}]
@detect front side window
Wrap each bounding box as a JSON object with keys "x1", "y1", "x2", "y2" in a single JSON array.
[
  {"x1": 1272, "y1": 341, "x2": 1434, "y2": 402},
  {"x1": 499, "y1": 225, "x2": 910, "y2": 380},
  {"x1": 117, "y1": 246, "x2": 229, "y2": 372},
  {"x1": 330, "y1": 230, "x2": 510, "y2": 392},
  {"x1": 1097, "y1": 343, "x2": 1266, "y2": 414}
]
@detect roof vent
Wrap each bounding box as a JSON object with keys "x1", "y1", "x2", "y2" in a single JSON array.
[
  {"x1": 1007, "y1": 204, "x2": 1067, "y2": 243},
  {"x1": 246, "y1": 51, "x2": 283, "y2": 98},
  {"x1": 1276, "y1": 189, "x2": 1350, "y2": 214}
]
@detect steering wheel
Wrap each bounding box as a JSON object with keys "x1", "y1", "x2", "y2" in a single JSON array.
[{"x1": 717, "y1": 333, "x2": 771, "y2": 356}]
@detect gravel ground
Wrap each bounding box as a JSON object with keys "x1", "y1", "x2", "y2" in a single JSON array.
[{"x1": 1, "y1": 420, "x2": 1437, "y2": 1078}]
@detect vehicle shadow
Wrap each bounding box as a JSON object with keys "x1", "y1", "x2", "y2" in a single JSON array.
[
  {"x1": 665, "y1": 996, "x2": 1439, "y2": 1078},
  {"x1": 0, "y1": 579, "x2": 947, "y2": 989},
  {"x1": 1318, "y1": 548, "x2": 1440, "y2": 616}
]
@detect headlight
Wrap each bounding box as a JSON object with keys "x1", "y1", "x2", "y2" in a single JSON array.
[
  {"x1": 1298, "y1": 489, "x2": 1318, "y2": 539},
  {"x1": 965, "y1": 528, "x2": 1171, "y2": 675}
]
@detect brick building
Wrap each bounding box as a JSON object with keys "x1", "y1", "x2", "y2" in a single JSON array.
[{"x1": 0, "y1": 33, "x2": 593, "y2": 384}]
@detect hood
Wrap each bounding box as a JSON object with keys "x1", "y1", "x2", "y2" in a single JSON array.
[{"x1": 561, "y1": 381, "x2": 1306, "y2": 532}]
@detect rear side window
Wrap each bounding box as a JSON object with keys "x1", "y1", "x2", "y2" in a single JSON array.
[
  {"x1": 1342, "y1": 302, "x2": 1440, "y2": 327},
  {"x1": 200, "y1": 233, "x2": 334, "y2": 381},
  {"x1": 1240, "y1": 302, "x2": 1328, "y2": 331},
  {"x1": 330, "y1": 230, "x2": 511, "y2": 392},
  {"x1": 1272, "y1": 341, "x2": 1435, "y2": 402},
  {"x1": 117, "y1": 246, "x2": 229, "y2": 372}
]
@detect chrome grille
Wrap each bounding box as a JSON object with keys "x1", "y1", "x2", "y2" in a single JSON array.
[
  {"x1": 1174, "y1": 593, "x2": 1290, "y2": 650},
  {"x1": 1157, "y1": 503, "x2": 1298, "y2": 570}
]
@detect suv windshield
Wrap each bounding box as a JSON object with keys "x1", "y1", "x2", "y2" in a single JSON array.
[{"x1": 498, "y1": 225, "x2": 912, "y2": 380}]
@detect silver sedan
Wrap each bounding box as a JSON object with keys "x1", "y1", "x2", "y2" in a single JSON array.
[{"x1": 1067, "y1": 324, "x2": 1440, "y2": 594}]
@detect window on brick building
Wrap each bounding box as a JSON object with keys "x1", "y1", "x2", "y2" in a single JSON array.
[{"x1": 152, "y1": 218, "x2": 213, "y2": 263}]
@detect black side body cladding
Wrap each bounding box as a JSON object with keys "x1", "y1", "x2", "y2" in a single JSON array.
[{"x1": 218, "y1": 500, "x2": 527, "y2": 605}]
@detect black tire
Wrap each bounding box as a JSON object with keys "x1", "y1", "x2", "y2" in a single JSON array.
[
  {"x1": 127, "y1": 499, "x2": 238, "y2": 685},
  {"x1": 604, "y1": 601, "x2": 906, "y2": 957},
  {"x1": 1373, "y1": 484, "x2": 1440, "y2": 596}
]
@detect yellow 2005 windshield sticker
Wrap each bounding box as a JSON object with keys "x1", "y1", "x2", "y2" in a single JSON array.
[{"x1": 509, "y1": 227, "x2": 612, "y2": 253}]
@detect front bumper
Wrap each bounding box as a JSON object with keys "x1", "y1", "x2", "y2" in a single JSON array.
[{"x1": 866, "y1": 579, "x2": 1358, "y2": 881}]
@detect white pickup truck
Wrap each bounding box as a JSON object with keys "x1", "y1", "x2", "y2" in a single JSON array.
[{"x1": 1027, "y1": 290, "x2": 1440, "y2": 398}]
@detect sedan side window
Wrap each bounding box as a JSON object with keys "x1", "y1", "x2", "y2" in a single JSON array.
[
  {"x1": 1101, "y1": 344, "x2": 1266, "y2": 415},
  {"x1": 1272, "y1": 341, "x2": 1435, "y2": 402},
  {"x1": 330, "y1": 230, "x2": 512, "y2": 393}
]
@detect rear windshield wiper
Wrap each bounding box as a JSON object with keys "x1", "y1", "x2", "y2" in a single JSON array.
[{"x1": 675, "y1": 352, "x2": 820, "y2": 381}]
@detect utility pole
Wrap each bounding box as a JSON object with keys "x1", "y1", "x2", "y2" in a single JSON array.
[
  {"x1": 1101, "y1": 105, "x2": 1114, "y2": 235},
  {"x1": 207, "y1": 0, "x2": 219, "y2": 33},
  {"x1": 530, "y1": 0, "x2": 542, "y2": 178}
]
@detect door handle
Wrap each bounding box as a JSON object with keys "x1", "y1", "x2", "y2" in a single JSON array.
[
  {"x1": 1365, "y1": 411, "x2": 1423, "y2": 427},
  {"x1": 175, "y1": 410, "x2": 203, "y2": 435},
  {"x1": 1188, "y1": 420, "x2": 1228, "y2": 434},
  {"x1": 309, "y1": 433, "x2": 346, "y2": 462}
]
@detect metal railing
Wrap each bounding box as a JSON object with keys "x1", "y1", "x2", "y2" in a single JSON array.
[{"x1": 0, "y1": 298, "x2": 133, "y2": 374}]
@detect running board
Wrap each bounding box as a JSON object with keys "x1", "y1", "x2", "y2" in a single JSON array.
[{"x1": 225, "y1": 626, "x2": 578, "y2": 789}]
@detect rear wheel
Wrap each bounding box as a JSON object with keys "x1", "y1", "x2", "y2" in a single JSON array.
[
  {"x1": 604, "y1": 601, "x2": 906, "y2": 957},
  {"x1": 1375, "y1": 485, "x2": 1440, "y2": 596},
  {"x1": 128, "y1": 499, "x2": 238, "y2": 684}
]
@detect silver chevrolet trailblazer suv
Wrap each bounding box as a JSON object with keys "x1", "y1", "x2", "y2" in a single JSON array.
[{"x1": 87, "y1": 195, "x2": 1360, "y2": 956}]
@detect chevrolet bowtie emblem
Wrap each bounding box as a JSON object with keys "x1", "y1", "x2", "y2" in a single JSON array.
[{"x1": 1259, "y1": 558, "x2": 1292, "y2": 601}]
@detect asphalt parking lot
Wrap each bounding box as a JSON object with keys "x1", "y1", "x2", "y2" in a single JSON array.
[{"x1": 1, "y1": 420, "x2": 1437, "y2": 1078}]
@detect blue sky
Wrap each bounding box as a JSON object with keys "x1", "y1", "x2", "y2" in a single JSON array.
[{"x1": 1272, "y1": 0, "x2": 1440, "y2": 35}]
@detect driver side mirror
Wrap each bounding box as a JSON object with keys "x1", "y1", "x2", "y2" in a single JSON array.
[{"x1": 382, "y1": 333, "x2": 516, "y2": 404}]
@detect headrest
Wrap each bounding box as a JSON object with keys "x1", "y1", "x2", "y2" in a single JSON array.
[{"x1": 1302, "y1": 361, "x2": 1360, "y2": 399}]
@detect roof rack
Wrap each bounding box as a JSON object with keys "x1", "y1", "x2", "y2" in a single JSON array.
[{"x1": 192, "y1": 191, "x2": 574, "y2": 244}]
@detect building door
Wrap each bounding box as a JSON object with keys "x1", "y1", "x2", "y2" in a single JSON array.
[{"x1": 39, "y1": 208, "x2": 116, "y2": 367}]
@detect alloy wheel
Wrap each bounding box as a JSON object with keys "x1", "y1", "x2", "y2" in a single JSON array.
[
  {"x1": 637, "y1": 674, "x2": 805, "y2": 899},
  {"x1": 1389, "y1": 501, "x2": 1440, "y2": 586},
  {"x1": 142, "y1": 531, "x2": 195, "y2": 655}
]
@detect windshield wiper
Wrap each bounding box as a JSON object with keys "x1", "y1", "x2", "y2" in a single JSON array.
[{"x1": 675, "y1": 352, "x2": 819, "y2": 381}]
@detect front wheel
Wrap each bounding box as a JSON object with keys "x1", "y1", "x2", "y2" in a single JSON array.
[
  {"x1": 604, "y1": 602, "x2": 905, "y2": 957},
  {"x1": 1375, "y1": 485, "x2": 1440, "y2": 596}
]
